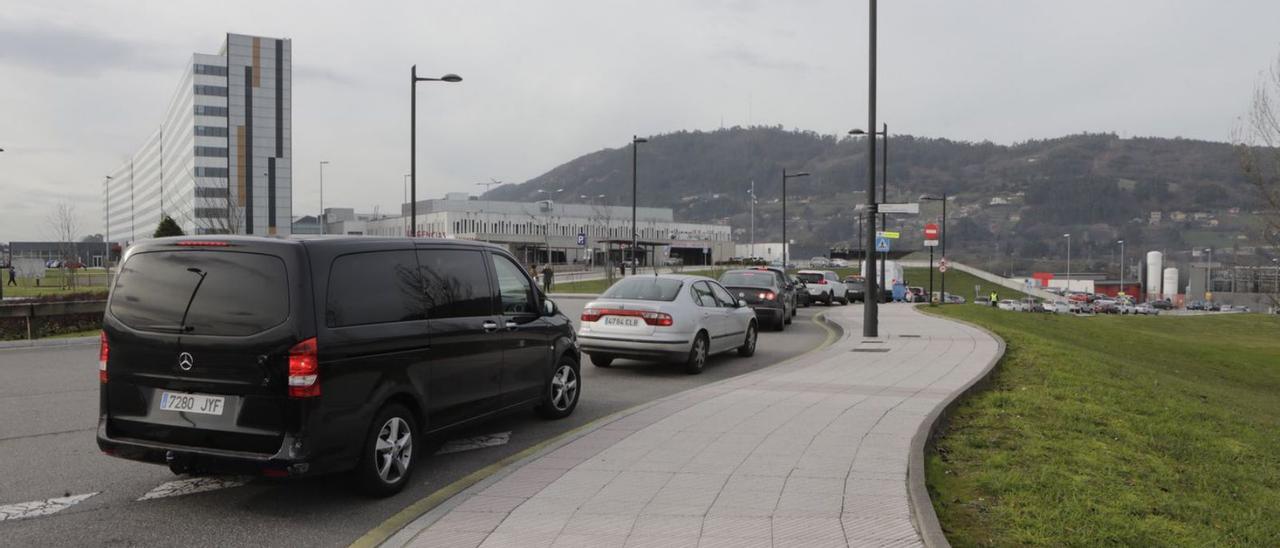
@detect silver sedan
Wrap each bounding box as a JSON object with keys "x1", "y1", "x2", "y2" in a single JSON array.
[{"x1": 576, "y1": 274, "x2": 759, "y2": 374}]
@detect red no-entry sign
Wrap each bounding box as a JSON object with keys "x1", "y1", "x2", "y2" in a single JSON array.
[{"x1": 924, "y1": 223, "x2": 939, "y2": 240}]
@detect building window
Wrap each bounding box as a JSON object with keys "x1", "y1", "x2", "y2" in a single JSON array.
[
  {"x1": 194, "y1": 85, "x2": 228, "y2": 97},
  {"x1": 195, "y1": 146, "x2": 227, "y2": 157},
  {"x1": 195, "y1": 186, "x2": 228, "y2": 197},
  {"x1": 194, "y1": 64, "x2": 228, "y2": 76},
  {"x1": 195, "y1": 126, "x2": 228, "y2": 137},
  {"x1": 195, "y1": 207, "x2": 226, "y2": 218},
  {"x1": 195, "y1": 105, "x2": 228, "y2": 117},
  {"x1": 194, "y1": 167, "x2": 229, "y2": 178}
]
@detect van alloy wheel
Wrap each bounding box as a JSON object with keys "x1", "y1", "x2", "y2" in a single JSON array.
[
  {"x1": 550, "y1": 364, "x2": 578, "y2": 412},
  {"x1": 374, "y1": 417, "x2": 412, "y2": 485}
]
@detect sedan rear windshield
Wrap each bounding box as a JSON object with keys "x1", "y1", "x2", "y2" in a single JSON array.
[
  {"x1": 796, "y1": 272, "x2": 825, "y2": 283},
  {"x1": 720, "y1": 271, "x2": 777, "y2": 289},
  {"x1": 601, "y1": 277, "x2": 684, "y2": 301},
  {"x1": 110, "y1": 251, "x2": 289, "y2": 336}
]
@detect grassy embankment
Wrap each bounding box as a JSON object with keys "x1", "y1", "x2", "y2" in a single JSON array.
[{"x1": 926, "y1": 307, "x2": 1280, "y2": 546}]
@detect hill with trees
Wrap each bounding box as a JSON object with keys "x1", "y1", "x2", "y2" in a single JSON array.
[{"x1": 485, "y1": 127, "x2": 1260, "y2": 273}]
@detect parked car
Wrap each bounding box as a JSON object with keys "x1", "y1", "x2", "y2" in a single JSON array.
[
  {"x1": 996, "y1": 299, "x2": 1021, "y2": 311},
  {"x1": 98, "y1": 236, "x2": 581, "y2": 497},
  {"x1": 1050, "y1": 300, "x2": 1073, "y2": 314},
  {"x1": 1093, "y1": 298, "x2": 1118, "y2": 314},
  {"x1": 829, "y1": 258, "x2": 849, "y2": 268},
  {"x1": 578, "y1": 275, "x2": 757, "y2": 375},
  {"x1": 1020, "y1": 297, "x2": 1045, "y2": 312},
  {"x1": 1134, "y1": 303, "x2": 1159, "y2": 315},
  {"x1": 843, "y1": 275, "x2": 866, "y2": 303},
  {"x1": 943, "y1": 293, "x2": 966, "y2": 304},
  {"x1": 720, "y1": 269, "x2": 792, "y2": 331},
  {"x1": 1186, "y1": 300, "x2": 1204, "y2": 311},
  {"x1": 796, "y1": 270, "x2": 848, "y2": 305},
  {"x1": 808, "y1": 256, "x2": 831, "y2": 268},
  {"x1": 750, "y1": 266, "x2": 799, "y2": 318},
  {"x1": 1151, "y1": 299, "x2": 1174, "y2": 310},
  {"x1": 906, "y1": 286, "x2": 926, "y2": 303}
]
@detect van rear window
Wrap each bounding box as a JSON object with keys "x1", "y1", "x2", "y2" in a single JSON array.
[{"x1": 110, "y1": 251, "x2": 289, "y2": 336}]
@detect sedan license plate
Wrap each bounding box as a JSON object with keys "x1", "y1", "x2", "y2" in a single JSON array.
[
  {"x1": 159, "y1": 392, "x2": 225, "y2": 416},
  {"x1": 603, "y1": 316, "x2": 641, "y2": 327}
]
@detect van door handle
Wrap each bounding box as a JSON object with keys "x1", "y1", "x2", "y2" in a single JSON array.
[
  {"x1": 505, "y1": 321, "x2": 518, "y2": 330},
  {"x1": 482, "y1": 321, "x2": 499, "y2": 333}
]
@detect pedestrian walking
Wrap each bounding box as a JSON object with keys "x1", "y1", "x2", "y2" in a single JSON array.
[
  {"x1": 542, "y1": 264, "x2": 554, "y2": 294},
  {"x1": 6, "y1": 266, "x2": 15, "y2": 286}
]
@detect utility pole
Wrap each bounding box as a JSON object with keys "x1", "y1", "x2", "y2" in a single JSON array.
[
  {"x1": 749, "y1": 180, "x2": 756, "y2": 258},
  {"x1": 862, "y1": 0, "x2": 880, "y2": 337}
]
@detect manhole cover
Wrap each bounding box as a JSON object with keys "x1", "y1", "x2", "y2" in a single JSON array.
[{"x1": 898, "y1": 334, "x2": 921, "y2": 338}]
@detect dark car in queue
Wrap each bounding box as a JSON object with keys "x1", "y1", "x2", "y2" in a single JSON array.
[
  {"x1": 745, "y1": 266, "x2": 798, "y2": 319},
  {"x1": 97, "y1": 236, "x2": 580, "y2": 497},
  {"x1": 719, "y1": 269, "x2": 791, "y2": 331},
  {"x1": 843, "y1": 275, "x2": 866, "y2": 303}
]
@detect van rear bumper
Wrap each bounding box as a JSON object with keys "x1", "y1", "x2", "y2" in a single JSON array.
[{"x1": 96, "y1": 419, "x2": 342, "y2": 477}]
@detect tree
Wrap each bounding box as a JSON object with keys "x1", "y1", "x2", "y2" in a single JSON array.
[
  {"x1": 154, "y1": 215, "x2": 186, "y2": 238},
  {"x1": 1232, "y1": 50, "x2": 1280, "y2": 308},
  {"x1": 46, "y1": 201, "x2": 80, "y2": 288}
]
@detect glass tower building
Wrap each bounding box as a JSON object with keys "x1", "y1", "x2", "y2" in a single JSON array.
[{"x1": 106, "y1": 33, "x2": 291, "y2": 243}]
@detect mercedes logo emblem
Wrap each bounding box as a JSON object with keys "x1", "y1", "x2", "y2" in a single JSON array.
[{"x1": 178, "y1": 352, "x2": 194, "y2": 371}]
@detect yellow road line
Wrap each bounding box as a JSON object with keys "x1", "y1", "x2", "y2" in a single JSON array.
[{"x1": 352, "y1": 309, "x2": 843, "y2": 548}]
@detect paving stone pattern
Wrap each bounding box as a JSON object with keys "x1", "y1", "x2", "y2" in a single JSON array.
[{"x1": 403, "y1": 305, "x2": 1000, "y2": 548}]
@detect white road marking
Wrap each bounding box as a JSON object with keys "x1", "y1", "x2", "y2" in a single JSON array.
[
  {"x1": 0, "y1": 493, "x2": 98, "y2": 522},
  {"x1": 434, "y1": 431, "x2": 512, "y2": 455},
  {"x1": 136, "y1": 476, "x2": 251, "y2": 501}
]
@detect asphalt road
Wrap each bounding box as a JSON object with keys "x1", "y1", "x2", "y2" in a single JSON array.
[{"x1": 0, "y1": 298, "x2": 838, "y2": 547}]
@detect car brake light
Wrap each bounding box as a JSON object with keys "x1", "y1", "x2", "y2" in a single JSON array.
[
  {"x1": 288, "y1": 337, "x2": 320, "y2": 398},
  {"x1": 98, "y1": 331, "x2": 109, "y2": 384},
  {"x1": 643, "y1": 312, "x2": 674, "y2": 327},
  {"x1": 176, "y1": 241, "x2": 230, "y2": 247},
  {"x1": 581, "y1": 308, "x2": 601, "y2": 322},
  {"x1": 759, "y1": 292, "x2": 775, "y2": 301}
]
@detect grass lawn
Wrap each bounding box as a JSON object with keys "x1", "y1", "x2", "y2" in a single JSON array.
[
  {"x1": 925, "y1": 307, "x2": 1280, "y2": 546},
  {"x1": 3, "y1": 270, "x2": 110, "y2": 299}
]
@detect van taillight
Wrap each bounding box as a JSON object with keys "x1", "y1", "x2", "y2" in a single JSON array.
[
  {"x1": 288, "y1": 337, "x2": 320, "y2": 398},
  {"x1": 98, "y1": 331, "x2": 109, "y2": 384}
]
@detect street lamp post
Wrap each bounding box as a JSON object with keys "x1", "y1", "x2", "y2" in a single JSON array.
[
  {"x1": 319, "y1": 160, "x2": 329, "y2": 235},
  {"x1": 781, "y1": 170, "x2": 810, "y2": 270},
  {"x1": 748, "y1": 180, "x2": 756, "y2": 259},
  {"x1": 1064, "y1": 233, "x2": 1072, "y2": 294},
  {"x1": 920, "y1": 193, "x2": 948, "y2": 302},
  {"x1": 862, "y1": 0, "x2": 879, "y2": 337},
  {"x1": 104, "y1": 175, "x2": 113, "y2": 268},
  {"x1": 1205, "y1": 247, "x2": 1214, "y2": 300},
  {"x1": 1117, "y1": 239, "x2": 1125, "y2": 297},
  {"x1": 851, "y1": 124, "x2": 889, "y2": 299},
  {"x1": 403, "y1": 174, "x2": 410, "y2": 236},
  {"x1": 631, "y1": 136, "x2": 648, "y2": 274},
  {"x1": 410, "y1": 66, "x2": 462, "y2": 237}
]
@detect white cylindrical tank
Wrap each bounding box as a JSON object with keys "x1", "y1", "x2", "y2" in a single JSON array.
[
  {"x1": 1162, "y1": 268, "x2": 1179, "y2": 300},
  {"x1": 1146, "y1": 251, "x2": 1163, "y2": 300}
]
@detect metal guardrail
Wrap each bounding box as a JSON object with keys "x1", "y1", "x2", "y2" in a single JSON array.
[{"x1": 0, "y1": 300, "x2": 105, "y2": 340}]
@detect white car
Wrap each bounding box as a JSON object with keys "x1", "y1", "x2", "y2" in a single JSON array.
[
  {"x1": 1051, "y1": 300, "x2": 1073, "y2": 314},
  {"x1": 996, "y1": 299, "x2": 1022, "y2": 311},
  {"x1": 829, "y1": 258, "x2": 849, "y2": 268},
  {"x1": 577, "y1": 275, "x2": 759, "y2": 375},
  {"x1": 796, "y1": 270, "x2": 848, "y2": 305}
]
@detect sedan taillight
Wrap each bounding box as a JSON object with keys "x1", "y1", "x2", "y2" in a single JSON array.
[{"x1": 581, "y1": 308, "x2": 601, "y2": 322}]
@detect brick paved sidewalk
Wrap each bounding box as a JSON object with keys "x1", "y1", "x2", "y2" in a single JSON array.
[{"x1": 393, "y1": 304, "x2": 1001, "y2": 548}]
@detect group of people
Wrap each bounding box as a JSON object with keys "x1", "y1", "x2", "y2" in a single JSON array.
[{"x1": 528, "y1": 263, "x2": 554, "y2": 293}]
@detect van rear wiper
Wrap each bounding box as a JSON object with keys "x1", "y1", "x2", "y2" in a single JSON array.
[{"x1": 178, "y1": 267, "x2": 209, "y2": 334}]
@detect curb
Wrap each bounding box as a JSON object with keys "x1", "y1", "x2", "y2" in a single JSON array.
[
  {"x1": 908, "y1": 306, "x2": 1007, "y2": 548},
  {"x1": 0, "y1": 335, "x2": 98, "y2": 350},
  {"x1": 366, "y1": 312, "x2": 844, "y2": 548}
]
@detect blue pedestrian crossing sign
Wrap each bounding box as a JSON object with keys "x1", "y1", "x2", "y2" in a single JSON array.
[
  {"x1": 577, "y1": 233, "x2": 587, "y2": 246},
  {"x1": 875, "y1": 236, "x2": 891, "y2": 252}
]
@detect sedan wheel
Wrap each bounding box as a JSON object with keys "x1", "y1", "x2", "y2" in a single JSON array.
[
  {"x1": 738, "y1": 323, "x2": 757, "y2": 357},
  {"x1": 685, "y1": 333, "x2": 709, "y2": 375}
]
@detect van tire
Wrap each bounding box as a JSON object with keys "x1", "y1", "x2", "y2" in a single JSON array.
[
  {"x1": 353, "y1": 403, "x2": 418, "y2": 498},
  {"x1": 536, "y1": 358, "x2": 580, "y2": 420}
]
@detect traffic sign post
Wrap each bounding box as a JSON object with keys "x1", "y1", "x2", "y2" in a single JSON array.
[
  {"x1": 577, "y1": 233, "x2": 587, "y2": 247},
  {"x1": 878, "y1": 203, "x2": 920, "y2": 214},
  {"x1": 875, "y1": 237, "x2": 891, "y2": 252},
  {"x1": 876, "y1": 230, "x2": 900, "y2": 239}
]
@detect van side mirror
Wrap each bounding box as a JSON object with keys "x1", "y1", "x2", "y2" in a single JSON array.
[{"x1": 543, "y1": 299, "x2": 558, "y2": 316}]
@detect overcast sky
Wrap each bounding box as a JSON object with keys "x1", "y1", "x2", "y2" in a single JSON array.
[{"x1": 2, "y1": 0, "x2": 1278, "y2": 241}]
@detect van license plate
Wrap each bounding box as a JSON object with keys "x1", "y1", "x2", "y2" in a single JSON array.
[
  {"x1": 603, "y1": 316, "x2": 641, "y2": 327},
  {"x1": 159, "y1": 392, "x2": 225, "y2": 416}
]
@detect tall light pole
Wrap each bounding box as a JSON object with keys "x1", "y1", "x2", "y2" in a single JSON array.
[
  {"x1": 851, "y1": 123, "x2": 889, "y2": 298},
  {"x1": 319, "y1": 160, "x2": 329, "y2": 235},
  {"x1": 1117, "y1": 239, "x2": 1125, "y2": 297},
  {"x1": 921, "y1": 193, "x2": 948, "y2": 302},
  {"x1": 782, "y1": 170, "x2": 810, "y2": 270},
  {"x1": 410, "y1": 66, "x2": 462, "y2": 237},
  {"x1": 1064, "y1": 233, "x2": 1072, "y2": 294},
  {"x1": 1205, "y1": 247, "x2": 1214, "y2": 300},
  {"x1": 748, "y1": 180, "x2": 756, "y2": 258},
  {"x1": 631, "y1": 135, "x2": 648, "y2": 273},
  {"x1": 104, "y1": 175, "x2": 113, "y2": 267},
  {"x1": 402, "y1": 174, "x2": 411, "y2": 236},
  {"x1": 862, "y1": 0, "x2": 879, "y2": 337}
]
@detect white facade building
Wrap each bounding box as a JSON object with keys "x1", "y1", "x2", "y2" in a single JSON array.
[
  {"x1": 106, "y1": 33, "x2": 291, "y2": 243},
  {"x1": 327, "y1": 195, "x2": 734, "y2": 266}
]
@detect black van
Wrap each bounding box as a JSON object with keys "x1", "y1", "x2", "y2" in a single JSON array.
[{"x1": 97, "y1": 236, "x2": 580, "y2": 496}]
